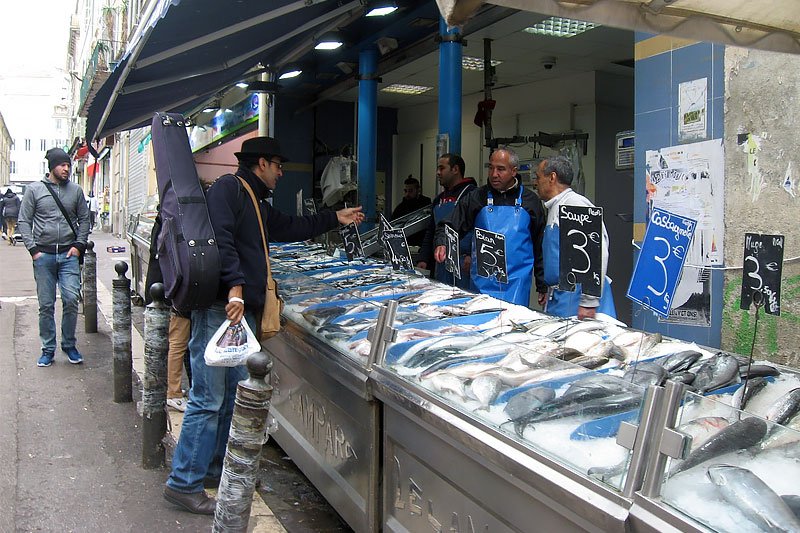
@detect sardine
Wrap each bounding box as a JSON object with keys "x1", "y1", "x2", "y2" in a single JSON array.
[
  {"x1": 707, "y1": 464, "x2": 800, "y2": 532},
  {"x1": 670, "y1": 417, "x2": 768, "y2": 475},
  {"x1": 765, "y1": 388, "x2": 800, "y2": 426}
]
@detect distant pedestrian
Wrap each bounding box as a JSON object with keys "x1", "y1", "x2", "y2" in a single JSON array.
[
  {"x1": 17, "y1": 148, "x2": 90, "y2": 367},
  {"x1": 2, "y1": 188, "x2": 22, "y2": 242},
  {"x1": 87, "y1": 192, "x2": 98, "y2": 232}
]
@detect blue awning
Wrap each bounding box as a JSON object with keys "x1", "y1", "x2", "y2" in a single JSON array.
[{"x1": 85, "y1": 0, "x2": 364, "y2": 140}]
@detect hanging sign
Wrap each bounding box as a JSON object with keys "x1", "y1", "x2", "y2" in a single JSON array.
[
  {"x1": 444, "y1": 224, "x2": 461, "y2": 280},
  {"x1": 379, "y1": 214, "x2": 413, "y2": 271},
  {"x1": 627, "y1": 207, "x2": 697, "y2": 317},
  {"x1": 558, "y1": 205, "x2": 603, "y2": 297},
  {"x1": 740, "y1": 233, "x2": 784, "y2": 315},
  {"x1": 475, "y1": 228, "x2": 508, "y2": 283},
  {"x1": 339, "y1": 223, "x2": 363, "y2": 261}
]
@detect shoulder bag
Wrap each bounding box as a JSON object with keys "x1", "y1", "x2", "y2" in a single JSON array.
[
  {"x1": 236, "y1": 176, "x2": 283, "y2": 340},
  {"x1": 42, "y1": 182, "x2": 84, "y2": 265}
]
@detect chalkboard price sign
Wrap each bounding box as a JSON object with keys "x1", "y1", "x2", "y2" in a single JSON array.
[
  {"x1": 627, "y1": 207, "x2": 697, "y2": 317},
  {"x1": 339, "y1": 223, "x2": 363, "y2": 261},
  {"x1": 382, "y1": 228, "x2": 414, "y2": 271},
  {"x1": 740, "y1": 233, "x2": 784, "y2": 315},
  {"x1": 558, "y1": 205, "x2": 603, "y2": 297},
  {"x1": 303, "y1": 198, "x2": 317, "y2": 215},
  {"x1": 475, "y1": 228, "x2": 508, "y2": 283},
  {"x1": 444, "y1": 224, "x2": 461, "y2": 280}
]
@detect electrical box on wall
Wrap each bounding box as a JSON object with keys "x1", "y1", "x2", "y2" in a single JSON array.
[{"x1": 615, "y1": 131, "x2": 635, "y2": 170}]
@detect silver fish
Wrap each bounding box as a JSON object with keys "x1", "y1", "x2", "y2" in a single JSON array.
[
  {"x1": 568, "y1": 355, "x2": 610, "y2": 369},
  {"x1": 707, "y1": 464, "x2": 800, "y2": 532},
  {"x1": 657, "y1": 350, "x2": 703, "y2": 373},
  {"x1": 426, "y1": 373, "x2": 466, "y2": 399},
  {"x1": 670, "y1": 417, "x2": 768, "y2": 475},
  {"x1": 676, "y1": 416, "x2": 731, "y2": 451},
  {"x1": 469, "y1": 375, "x2": 503, "y2": 410},
  {"x1": 765, "y1": 388, "x2": 800, "y2": 426},
  {"x1": 563, "y1": 331, "x2": 605, "y2": 354},
  {"x1": 731, "y1": 376, "x2": 768, "y2": 411},
  {"x1": 692, "y1": 353, "x2": 741, "y2": 393},
  {"x1": 503, "y1": 387, "x2": 556, "y2": 420}
]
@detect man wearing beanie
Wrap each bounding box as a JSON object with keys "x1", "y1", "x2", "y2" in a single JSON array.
[{"x1": 18, "y1": 147, "x2": 90, "y2": 367}]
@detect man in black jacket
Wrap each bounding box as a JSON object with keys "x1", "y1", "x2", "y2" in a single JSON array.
[
  {"x1": 433, "y1": 147, "x2": 546, "y2": 306},
  {"x1": 165, "y1": 136, "x2": 364, "y2": 514}
]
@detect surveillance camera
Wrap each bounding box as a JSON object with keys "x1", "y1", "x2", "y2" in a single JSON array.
[{"x1": 541, "y1": 56, "x2": 557, "y2": 70}]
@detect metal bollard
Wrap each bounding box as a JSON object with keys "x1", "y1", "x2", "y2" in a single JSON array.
[
  {"x1": 142, "y1": 282, "x2": 169, "y2": 469},
  {"x1": 112, "y1": 261, "x2": 132, "y2": 403},
  {"x1": 83, "y1": 241, "x2": 97, "y2": 333},
  {"x1": 212, "y1": 351, "x2": 274, "y2": 533}
]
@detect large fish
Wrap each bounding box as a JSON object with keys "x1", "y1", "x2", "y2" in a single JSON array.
[
  {"x1": 739, "y1": 363, "x2": 781, "y2": 379},
  {"x1": 563, "y1": 331, "x2": 605, "y2": 354},
  {"x1": 511, "y1": 391, "x2": 643, "y2": 432},
  {"x1": 657, "y1": 350, "x2": 703, "y2": 373},
  {"x1": 706, "y1": 464, "x2": 800, "y2": 532},
  {"x1": 730, "y1": 376, "x2": 768, "y2": 411},
  {"x1": 623, "y1": 362, "x2": 668, "y2": 388},
  {"x1": 676, "y1": 416, "x2": 731, "y2": 451},
  {"x1": 469, "y1": 375, "x2": 503, "y2": 410},
  {"x1": 503, "y1": 387, "x2": 556, "y2": 420},
  {"x1": 781, "y1": 495, "x2": 800, "y2": 520},
  {"x1": 568, "y1": 355, "x2": 610, "y2": 369},
  {"x1": 691, "y1": 353, "x2": 741, "y2": 393},
  {"x1": 670, "y1": 417, "x2": 768, "y2": 475},
  {"x1": 764, "y1": 388, "x2": 800, "y2": 426}
]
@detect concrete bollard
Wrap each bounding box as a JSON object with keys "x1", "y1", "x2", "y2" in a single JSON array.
[
  {"x1": 112, "y1": 261, "x2": 132, "y2": 403},
  {"x1": 212, "y1": 350, "x2": 274, "y2": 533},
  {"x1": 83, "y1": 241, "x2": 97, "y2": 333},
  {"x1": 142, "y1": 282, "x2": 169, "y2": 469}
]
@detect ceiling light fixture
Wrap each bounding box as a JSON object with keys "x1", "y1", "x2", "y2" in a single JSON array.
[
  {"x1": 279, "y1": 68, "x2": 302, "y2": 80},
  {"x1": 235, "y1": 82, "x2": 248, "y2": 89},
  {"x1": 315, "y1": 32, "x2": 344, "y2": 50},
  {"x1": 523, "y1": 17, "x2": 599, "y2": 38},
  {"x1": 462, "y1": 56, "x2": 502, "y2": 71},
  {"x1": 381, "y1": 83, "x2": 433, "y2": 95},
  {"x1": 365, "y1": 1, "x2": 397, "y2": 17}
]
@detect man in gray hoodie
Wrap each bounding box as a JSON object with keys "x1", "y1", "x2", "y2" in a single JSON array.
[{"x1": 18, "y1": 148, "x2": 90, "y2": 367}]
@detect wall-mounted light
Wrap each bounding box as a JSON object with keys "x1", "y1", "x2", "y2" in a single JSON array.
[
  {"x1": 315, "y1": 32, "x2": 344, "y2": 51},
  {"x1": 365, "y1": 1, "x2": 397, "y2": 17}
]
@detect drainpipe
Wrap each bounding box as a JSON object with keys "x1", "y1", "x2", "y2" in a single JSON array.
[
  {"x1": 357, "y1": 47, "x2": 378, "y2": 227},
  {"x1": 438, "y1": 18, "x2": 463, "y2": 155}
]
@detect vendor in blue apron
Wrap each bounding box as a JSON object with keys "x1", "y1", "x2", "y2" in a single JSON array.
[
  {"x1": 417, "y1": 153, "x2": 476, "y2": 289},
  {"x1": 433, "y1": 148, "x2": 547, "y2": 306},
  {"x1": 534, "y1": 155, "x2": 617, "y2": 320}
]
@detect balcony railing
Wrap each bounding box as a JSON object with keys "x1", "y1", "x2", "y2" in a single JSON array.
[{"x1": 78, "y1": 41, "x2": 112, "y2": 116}]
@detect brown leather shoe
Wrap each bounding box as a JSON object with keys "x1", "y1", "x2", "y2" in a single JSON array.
[{"x1": 163, "y1": 486, "x2": 217, "y2": 515}]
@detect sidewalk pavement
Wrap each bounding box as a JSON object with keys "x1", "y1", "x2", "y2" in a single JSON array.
[{"x1": 0, "y1": 232, "x2": 285, "y2": 532}]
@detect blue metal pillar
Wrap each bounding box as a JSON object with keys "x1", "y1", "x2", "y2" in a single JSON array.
[
  {"x1": 358, "y1": 47, "x2": 378, "y2": 227},
  {"x1": 438, "y1": 18, "x2": 462, "y2": 155}
]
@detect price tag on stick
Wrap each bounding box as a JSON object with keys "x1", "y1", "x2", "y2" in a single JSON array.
[
  {"x1": 475, "y1": 228, "x2": 508, "y2": 283},
  {"x1": 339, "y1": 223, "x2": 363, "y2": 261},
  {"x1": 558, "y1": 205, "x2": 603, "y2": 296},
  {"x1": 740, "y1": 233, "x2": 784, "y2": 315},
  {"x1": 444, "y1": 224, "x2": 461, "y2": 280},
  {"x1": 627, "y1": 207, "x2": 697, "y2": 317},
  {"x1": 382, "y1": 228, "x2": 414, "y2": 271}
]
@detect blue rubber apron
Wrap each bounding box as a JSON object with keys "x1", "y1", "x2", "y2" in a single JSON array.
[
  {"x1": 433, "y1": 188, "x2": 472, "y2": 289},
  {"x1": 470, "y1": 187, "x2": 533, "y2": 305},
  {"x1": 542, "y1": 224, "x2": 617, "y2": 318}
]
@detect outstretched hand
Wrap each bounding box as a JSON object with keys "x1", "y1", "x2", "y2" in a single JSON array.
[
  {"x1": 336, "y1": 206, "x2": 365, "y2": 226},
  {"x1": 434, "y1": 245, "x2": 446, "y2": 263}
]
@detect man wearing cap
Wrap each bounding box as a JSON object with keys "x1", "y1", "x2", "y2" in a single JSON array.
[
  {"x1": 18, "y1": 148, "x2": 89, "y2": 367},
  {"x1": 164, "y1": 136, "x2": 365, "y2": 515}
]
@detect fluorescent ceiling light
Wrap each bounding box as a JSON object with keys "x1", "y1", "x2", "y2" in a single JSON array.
[
  {"x1": 279, "y1": 69, "x2": 302, "y2": 80},
  {"x1": 523, "y1": 17, "x2": 598, "y2": 38},
  {"x1": 315, "y1": 40, "x2": 343, "y2": 50},
  {"x1": 381, "y1": 83, "x2": 433, "y2": 95},
  {"x1": 235, "y1": 82, "x2": 248, "y2": 88},
  {"x1": 366, "y1": 6, "x2": 397, "y2": 17},
  {"x1": 462, "y1": 56, "x2": 502, "y2": 71}
]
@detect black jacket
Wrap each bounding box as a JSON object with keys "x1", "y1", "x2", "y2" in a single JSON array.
[
  {"x1": 208, "y1": 166, "x2": 338, "y2": 311},
  {"x1": 434, "y1": 181, "x2": 547, "y2": 293},
  {"x1": 417, "y1": 178, "x2": 477, "y2": 267},
  {"x1": 1, "y1": 190, "x2": 21, "y2": 218}
]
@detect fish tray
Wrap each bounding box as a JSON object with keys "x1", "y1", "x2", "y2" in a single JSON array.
[{"x1": 349, "y1": 310, "x2": 503, "y2": 342}]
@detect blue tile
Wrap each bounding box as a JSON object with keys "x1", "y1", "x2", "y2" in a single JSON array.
[
  {"x1": 710, "y1": 96, "x2": 724, "y2": 139},
  {"x1": 711, "y1": 43, "x2": 725, "y2": 100},
  {"x1": 636, "y1": 53, "x2": 672, "y2": 114},
  {"x1": 634, "y1": 108, "x2": 672, "y2": 222}
]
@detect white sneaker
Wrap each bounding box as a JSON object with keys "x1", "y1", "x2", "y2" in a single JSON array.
[{"x1": 166, "y1": 397, "x2": 187, "y2": 412}]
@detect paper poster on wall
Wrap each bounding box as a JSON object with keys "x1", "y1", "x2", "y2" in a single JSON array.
[
  {"x1": 678, "y1": 78, "x2": 707, "y2": 142},
  {"x1": 645, "y1": 139, "x2": 724, "y2": 327}
]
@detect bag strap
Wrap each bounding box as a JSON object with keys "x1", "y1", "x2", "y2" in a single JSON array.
[
  {"x1": 235, "y1": 176, "x2": 274, "y2": 283},
  {"x1": 43, "y1": 181, "x2": 78, "y2": 240}
]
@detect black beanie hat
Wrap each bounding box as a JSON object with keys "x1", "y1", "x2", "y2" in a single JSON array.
[{"x1": 45, "y1": 148, "x2": 71, "y2": 171}]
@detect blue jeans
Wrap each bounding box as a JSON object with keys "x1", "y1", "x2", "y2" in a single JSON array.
[
  {"x1": 32, "y1": 252, "x2": 81, "y2": 354},
  {"x1": 166, "y1": 303, "x2": 253, "y2": 493}
]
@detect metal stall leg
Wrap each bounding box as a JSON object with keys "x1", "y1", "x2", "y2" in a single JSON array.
[
  {"x1": 142, "y1": 282, "x2": 169, "y2": 468},
  {"x1": 213, "y1": 350, "x2": 274, "y2": 533},
  {"x1": 112, "y1": 261, "x2": 132, "y2": 403},
  {"x1": 83, "y1": 241, "x2": 97, "y2": 333}
]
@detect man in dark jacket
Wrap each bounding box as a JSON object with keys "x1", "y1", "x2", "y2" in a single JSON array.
[
  {"x1": 18, "y1": 149, "x2": 89, "y2": 366},
  {"x1": 417, "y1": 154, "x2": 476, "y2": 288},
  {"x1": 1, "y1": 188, "x2": 21, "y2": 244},
  {"x1": 433, "y1": 147, "x2": 546, "y2": 306},
  {"x1": 164, "y1": 136, "x2": 364, "y2": 515}
]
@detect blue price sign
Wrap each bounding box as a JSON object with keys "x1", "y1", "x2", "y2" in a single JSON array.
[{"x1": 627, "y1": 208, "x2": 697, "y2": 317}]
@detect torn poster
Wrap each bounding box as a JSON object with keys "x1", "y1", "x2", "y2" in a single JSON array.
[
  {"x1": 783, "y1": 161, "x2": 796, "y2": 198},
  {"x1": 742, "y1": 133, "x2": 766, "y2": 202},
  {"x1": 678, "y1": 78, "x2": 708, "y2": 142}
]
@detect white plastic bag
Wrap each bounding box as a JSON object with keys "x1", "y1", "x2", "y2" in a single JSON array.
[{"x1": 204, "y1": 317, "x2": 260, "y2": 367}]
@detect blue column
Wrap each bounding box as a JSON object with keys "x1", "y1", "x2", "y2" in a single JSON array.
[
  {"x1": 438, "y1": 18, "x2": 462, "y2": 154},
  {"x1": 358, "y1": 47, "x2": 378, "y2": 228}
]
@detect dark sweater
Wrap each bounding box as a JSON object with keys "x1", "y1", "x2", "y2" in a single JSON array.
[
  {"x1": 434, "y1": 181, "x2": 547, "y2": 293},
  {"x1": 207, "y1": 166, "x2": 338, "y2": 311}
]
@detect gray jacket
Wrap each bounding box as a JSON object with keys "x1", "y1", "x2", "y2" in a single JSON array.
[{"x1": 18, "y1": 178, "x2": 90, "y2": 256}]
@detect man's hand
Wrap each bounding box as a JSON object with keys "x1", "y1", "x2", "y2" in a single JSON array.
[
  {"x1": 226, "y1": 285, "x2": 244, "y2": 324},
  {"x1": 537, "y1": 292, "x2": 548, "y2": 307},
  {"x1": 32, "y1": 252, "x2": 42, "y2": 261},
  {"x1": 336, "y1": 206, "x2": 365, "y2": 226},
  {"x1": 66, "y1": 246, "x2": 81, "y2": 258},
  {"x1": 577, "y1": 306, "x2": 597, "y2": 320},
  {"x1": 434, "y1": 245, "x2": 447, "y2": 263},
  {"x1": 462, "y1": 254, "x2": 472, "y2": 273},
  {"x1": 417, "y1": 261, "x2": 428, "y2": 270}
]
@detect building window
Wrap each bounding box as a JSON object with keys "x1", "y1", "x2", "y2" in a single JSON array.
[
  {"x1": 41, "y1": 139, "x2": 47, "y2": 151},
  {"x1": 10, "y1": 161, "x2": 15, "y2": 174},
  {"x1": 10, "y1": 139, "x2": 14, "y2": 150},
  {"x1": 25, "y1": 139, "x2": 31, "y2": 151},
  {"x1": 41, "y1": 161, "x2": 48, "y2": 175},
  {"x1": 55, "y1": 118, "x2": 62, "y2": 130}
]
